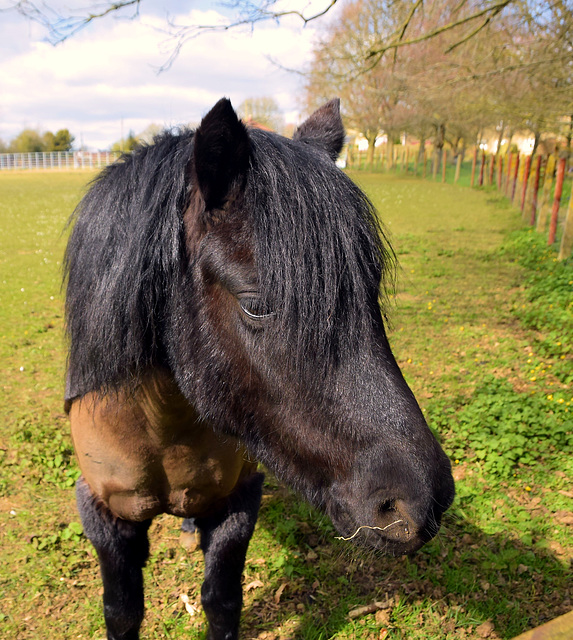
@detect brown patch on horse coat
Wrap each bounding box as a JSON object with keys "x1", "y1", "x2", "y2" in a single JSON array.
[{"x1": 69, "y1": 369, "x2": 257, "y2": 521}]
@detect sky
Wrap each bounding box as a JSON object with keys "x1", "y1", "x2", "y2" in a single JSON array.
[{"x1": 0, "y1": 0, "x2": 332, "y2": 150}]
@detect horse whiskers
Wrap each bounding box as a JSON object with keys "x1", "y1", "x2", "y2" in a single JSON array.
[{"x1": 334, "y1": 520, "x2": 404, "y2": 541}]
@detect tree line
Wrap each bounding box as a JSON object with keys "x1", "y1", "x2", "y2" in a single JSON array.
[
  {"x1": 109, "y1": 98, "x2": 288, "y2": 154},
  {"x1": 303, "y1": 0, "x2": 573, "y2": 166},
  {"x1": 0, "y1": 128, "x2": 75, "y2": 154}
]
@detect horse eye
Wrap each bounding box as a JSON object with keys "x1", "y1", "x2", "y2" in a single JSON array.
[{"x1": 239, "y1": 298, "x2": 274, "y2": 320}]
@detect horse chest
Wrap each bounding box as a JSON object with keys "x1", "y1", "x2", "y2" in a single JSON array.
[{"x1": 69, "y1": 373, "x2": 255, "y2": 521}]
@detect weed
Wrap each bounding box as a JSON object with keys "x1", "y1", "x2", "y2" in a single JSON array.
[
  {"x1": 502, "y1": 229, "x2": 573, "y2": 379},
  {"x1": 430, "y1": 375, "x2": 572, "y2": 479}
]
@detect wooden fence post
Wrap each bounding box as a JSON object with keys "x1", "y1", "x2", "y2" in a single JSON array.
[
  {"x1": 504, "y1": 153, "x2": 512, "y2": 196},
  {"x1": 537, "y1": 154, "x2": 556, "y2": 232},
  {"x1": 520, "y1": 155, "x2": 532, "y2": 214},
  {"x1": 442, "y1": 148, "x2": 447, "y2": 183},
  {"x1": 488, "y1": 154, "x2": 495, "y2": 186},
  {"x1": 454, "y1": 154, "x2": 462, "y2": 183},
  {"x1": 497, "y1": 154, "x2": 503, "y2": 191},
  {"x1": 558, "y1": 190, "x2": 573, "y2": 259},
  {"x1": 423, "y1": 150, "x2": 427, "y2": 178},
  {"x1": 470, "y1": 147, "x2": 478, "y2": 187},
  {"x1": 548, "y1": 156, "x2": 567, "y2": 245},
  {"x1": 529, "y1": 156, "x2": 543, "y2": 226},
  {"x1": 478, "y1": 151, "x2": 486, "y2": 186}
]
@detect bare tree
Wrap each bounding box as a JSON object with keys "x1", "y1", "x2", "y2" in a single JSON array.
[
  {"x1": 8, "y1": 0, "x2": 571, "y2": 71},
  {"x1": 237, "y1": 96, "x2": 285, "y2": 132},
  {"x1": 303, "y1": 0, "x2": 572, "y2": 163}
]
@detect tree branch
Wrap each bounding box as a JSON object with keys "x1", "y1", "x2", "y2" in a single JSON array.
[
  {"x1": 9, "y1": 0, "x2": 340, "y2": 47},
  {"x1": 367, "y1": 0, "x2": 515, "y2": 60}
]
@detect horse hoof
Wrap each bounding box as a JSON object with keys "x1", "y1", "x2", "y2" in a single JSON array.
[{"x1": 180, "y1": 529, "x2": 200, "y2": 552}]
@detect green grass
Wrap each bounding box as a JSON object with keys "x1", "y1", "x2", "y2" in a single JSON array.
[{"x1": 0, "y1": 171, "x2": 571, "y2": 639}]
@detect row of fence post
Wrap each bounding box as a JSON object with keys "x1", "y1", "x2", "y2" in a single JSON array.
[
  {"x1": 347, "y1": 144, "x2": 572, "y2": 260},
  {"x1": 466, "y1": 148, "x2": 572, "y2": 259}
]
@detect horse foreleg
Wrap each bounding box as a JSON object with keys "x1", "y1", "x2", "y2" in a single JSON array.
[
  {"x1": 76, "y1": 478, "x2": 151, "y2": 640},
  {"x1": 195, "y1": 472, "x2": 264, "y2": 640}
]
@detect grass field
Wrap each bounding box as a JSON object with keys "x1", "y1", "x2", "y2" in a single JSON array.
[{"x1": 0, "y1": 170, "x2": 571, "y2": 640}]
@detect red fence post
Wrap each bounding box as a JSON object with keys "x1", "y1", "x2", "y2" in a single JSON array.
[
  {"x1": 559, "y1": 189, "x2": 573, "y2": 260},
  {"x1": 520, "y1": 155, "x2": 532, "y2": 212},
  {"x1": 489, "y1": 154, "x2": 495, "y2": 186},
  {"x1": 511, "y1": 154, "x2": 520, "y2": 203},
  {"x1": 548, "y1": 156, "x2": 567, "y2": 245},
  {"x1": 530, "y1": 156, "x2": 543, "y2": 226}
]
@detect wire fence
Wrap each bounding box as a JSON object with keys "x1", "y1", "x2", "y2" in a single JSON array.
[{"x1": 0, "y1": 151, "x2": 120, "y2": 171}]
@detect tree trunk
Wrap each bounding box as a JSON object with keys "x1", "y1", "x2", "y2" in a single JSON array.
[
  {"x1": 433, "y1": 122, "x2": 446, "y2": 179},
  {"x1": 387, "y1": 137, "x2": 394, "y2": 170},
  {"x1": 496, "y1": 121, "x2": 505, "y2": 154},
  {"x1": 506, "y1": 130, "x2": 514, "y2": 153},
  {"x1": 451, "y1": 135, "x2": 462, "y2": 163},
  {"x1": 417, "y1": 133, "x2": 426, "y2": 164},
  {"x1": 366, "y1": 133, "x2": 376, "y2": 170},
  {"x1": 532, "y1": 129, "x2": 542, "y2": 157}
]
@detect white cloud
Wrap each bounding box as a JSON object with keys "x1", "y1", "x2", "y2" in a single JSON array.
[{"x1": 0, "y1": 3, "x2": 322, "y2": 149}]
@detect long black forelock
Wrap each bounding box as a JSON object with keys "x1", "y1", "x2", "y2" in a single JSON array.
[
  {"x1": 246, "y1": 129, "x2": 395, "y2": 374},
  {"x1": 64, "y1": 124, "x2": 395, "y2": 398},
  {"x1": 64, "y1": 130, "x2": 193, "y2": 397}
]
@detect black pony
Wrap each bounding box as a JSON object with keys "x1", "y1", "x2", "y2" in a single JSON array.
[{"x1": 64, "y1": 98, "x2": 454, "y2": 640}]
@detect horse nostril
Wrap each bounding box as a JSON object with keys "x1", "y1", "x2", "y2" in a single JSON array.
[
  {"x1": 379, "y1": 499, "x2": 396, "y2": 514},
  {"x1": 377, "y1": 499, "x2": 411, "y2": 539}
]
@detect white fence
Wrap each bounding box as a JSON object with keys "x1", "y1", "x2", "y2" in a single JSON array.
[{"x1": 0, "y1": 151, "x2": 120, "y2": 171}]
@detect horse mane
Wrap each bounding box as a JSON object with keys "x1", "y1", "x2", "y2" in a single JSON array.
[
  {"x1": 246, "y1": 129, "x2": 395, "y2": 372},
  {"x1": 64, "y1": 126, "x2": 395, "y2": 398},
  {"x1": 64, "y1": 130, "x2": 192, "y2": 398}
]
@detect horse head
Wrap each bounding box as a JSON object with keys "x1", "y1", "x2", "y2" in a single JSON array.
[{"x1": 169, "y1": 98, "x2": 455, "y2": 556}]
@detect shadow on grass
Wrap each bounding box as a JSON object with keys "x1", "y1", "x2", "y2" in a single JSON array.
[{"x1": 241, "y1": 481, "x2": 571, "y2": 640}]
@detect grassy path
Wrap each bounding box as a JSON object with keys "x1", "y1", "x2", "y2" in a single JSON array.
[{"x1": 0, "y1": 172, "x2": 571, "y2": 640}]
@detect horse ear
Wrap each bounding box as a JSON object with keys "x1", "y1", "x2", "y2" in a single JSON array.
[
  {"x1": 293, "y1": 99, "x2": 345, "y2": 161},
  {"x1": 193, "y1": 98, "x2": 250, "y2": 211}
]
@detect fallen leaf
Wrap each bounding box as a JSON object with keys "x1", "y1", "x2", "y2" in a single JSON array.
[
  {"x1": 179, "y1": 593, "x2": 199, "y2": 617},
  {"x1": 554, "y1": 511, "x2": 573, "y2": 526},
  {"x1": 245, "y1": 579, "x2": 264, "y2": 592},
  {"x1": 375, "y1": 609, "x2": 390, "y2": 625},
  {"x1": 274, "y1": 583, "x2": 288, "y2": 604},
  {"x1": 476, "y1": 620, "x2": 494, "y2": 638}
]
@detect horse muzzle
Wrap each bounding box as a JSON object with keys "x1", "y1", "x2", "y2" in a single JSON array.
[{"x1": 327, "y1": 460, "x2": 455, "y2": 556}]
